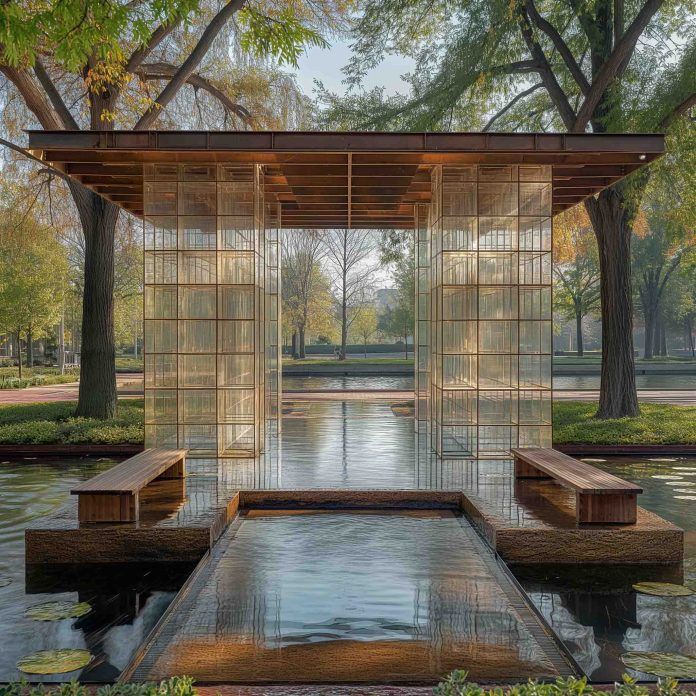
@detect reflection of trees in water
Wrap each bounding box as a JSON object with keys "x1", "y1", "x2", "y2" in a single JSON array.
[
  {"x1": 527, "y1": 590, "x2": 602, "y2": 677},
  {"x1": 624, "y1": 595, "x2": 696, "y2": 665}
]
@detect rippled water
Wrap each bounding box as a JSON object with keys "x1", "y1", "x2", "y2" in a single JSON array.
[
  {"x1": 517, "y1": 456, "x2": 696, "y2": 682},
  {"x1": 554, "y1": 375, "x2": 696, "y2": 391},
  {"x1": 283, "y1": 375, "x2": 414, "y2": 391},
  {"x1": 0, "y1": 458, "x2": 192, "y2": 683},
  {"x1": 140, "y1": 511, "x2": 561, "y2": 684}
]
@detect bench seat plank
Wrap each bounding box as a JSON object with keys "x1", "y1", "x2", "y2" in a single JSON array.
[
  {"x1": 71, "y1": 448, "x2": 187, "y2": 495},
  {"x1": 511, "y1": 448, "x2": 642, "y2": 494},
  {"x1": 511, "y1": 447, "x2": 641, "y2": 524}
]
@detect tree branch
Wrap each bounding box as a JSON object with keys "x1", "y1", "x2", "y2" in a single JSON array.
[
  {"x1": 135, "y1": 62, "x2": 255, "y2": 127},
  {"x1": 524, "y1": 0, "x2": 590, "y2": 94},
  {"x1": 572, "y1": 0, "x2": 666, "y2": 132},
  {"x1": 134, "y1": 0, "x2": 246, "y2": 130},
  {"x1": 659, "y1": 92, "x2": 696, "y2": 130},
  {"x1": 33, "y1": 59, "x2": 79, "y2": 129},
  {"x1": 517, "y1": 5, "x2": 577, "y2": 129},
  {"x1": 483, "y1": 82, "x2": 544, "y2": 131},
  {"x1": 0, "y1": 64, "x2": 64, "y2": 130},
  {"x1": 125, "y1": 20, "x2": 181, "y2": 74}
]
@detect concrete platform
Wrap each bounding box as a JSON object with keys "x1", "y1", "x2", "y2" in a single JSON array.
[
  {"x1": 25, "y1": 458, "x2": 243, "y2": 564},
  {"x1": 456, "y1": 459, "x2": 683, "y2": 565}
]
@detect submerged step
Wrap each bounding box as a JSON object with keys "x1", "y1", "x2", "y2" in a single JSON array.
[{"x1": 125, "y1": 509, "x2": 575, "y2": 685}]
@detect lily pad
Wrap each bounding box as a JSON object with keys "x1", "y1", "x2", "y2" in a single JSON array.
[
  {"x1": 621, "y1": 651, "x2": 696, "y2": 678},
  {"x1": 580, "y1": 458, "x2": 606, "y2": 463},
  {"x1": 665, "y1": 481, "x2": 694, "y2": 486},
  {"x1": 651, "y1": 475, "x2": 684, "y2": 480},
  {"x1": 25, "y1": 601, "x2": 92, "y2": 622},
  {"x1": 633, "y1": 581, "x2": 694, "y2": 596},
  {"x1": 648, "y1": 457, "x2": 677, "y2": 462},
  {"x1": 673, "y1": 489, "x2": 696, "y2": 494},
  {"x1": 675, "y1": 495, "x2": 696, "y2": 501},
  {"x1": 17, "y1": 649, "x2": 92, "y2": 675}
]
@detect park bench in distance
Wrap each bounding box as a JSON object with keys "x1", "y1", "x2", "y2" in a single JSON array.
[
  {"x1": 511, "y1": 447, "x2": 643, "y2": 524},
  {"x1": 71, "y1": 448, "x2": 187, "y2": 523}
]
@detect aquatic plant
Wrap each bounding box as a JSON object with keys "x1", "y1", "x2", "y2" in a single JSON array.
[
  {"x1": 25, "y1": 601, "x2": 92, "y2": 622},
  {"x1": 15, "y1": 650, "x2": 92, "y2": 676}
]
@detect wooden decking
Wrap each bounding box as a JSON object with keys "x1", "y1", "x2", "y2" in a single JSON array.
[
  {"x1": 71, "y1": 448, "x2": 187, "y2": 523},
  {"x1": 511, "y1": 447, "x2": 642, "y2": 524}
]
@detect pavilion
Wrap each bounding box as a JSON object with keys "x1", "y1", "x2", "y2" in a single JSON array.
[{"x1": 27, "y1": 130, "x2": 664, "y2": 460}]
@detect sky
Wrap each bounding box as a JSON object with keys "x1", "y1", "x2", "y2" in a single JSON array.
[{"x1": 294, "y1": 37, "x2": 414, "y2": 101}]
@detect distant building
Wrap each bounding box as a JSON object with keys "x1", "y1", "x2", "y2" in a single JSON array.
[{"x1": 374, "y1": 288, "x2": 398, "y2": 312}]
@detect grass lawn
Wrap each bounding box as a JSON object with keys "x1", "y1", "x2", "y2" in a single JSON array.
[
  {"x1": 553, "y1": 401, "x2": 696, "y2": 445},
  {"x1": 283, "y1": 357, "x2": 414, "y2": 366},
  {"x1": 0, "y1": 399, "x2": 144, "y2": 445},
  {"x1": 1, "y1": 398, "x2": 694, "y2": 447},
  {"x1": 116, "y1": 356, "x2": 144, "y2": 372}
]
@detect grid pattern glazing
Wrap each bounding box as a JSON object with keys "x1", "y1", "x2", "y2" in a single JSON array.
[
  {"x1": 143, "y1": 163, "x2": 277, "y2": 457},
  {"x1": 427, "y1": 165, "x2": 552, "y2": 458}
]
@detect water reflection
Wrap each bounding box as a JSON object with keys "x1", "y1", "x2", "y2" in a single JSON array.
[
  {"x1": 517, "y1": 457, "x2": 696, "y2": 682},
  {"x1": 141, "y1": 511, "x2": 561, "y2": 683},
  {"x1": 0, "y1": 458, "x2": 192, "y2": 682}
]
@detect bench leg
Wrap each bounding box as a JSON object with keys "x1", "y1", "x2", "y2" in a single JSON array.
[
  {"x1": 576, "y1": 492, "x2": 637, "y2": 524},
  {"x1": 158, "y1": 456, "x2": 186, "y2": 480},
  {"x1": 78, "y1": 493, "x2": 138, "y2": 523},
  {"x1": 514, "y1": 457, "x2": 553, "y2": 479}
]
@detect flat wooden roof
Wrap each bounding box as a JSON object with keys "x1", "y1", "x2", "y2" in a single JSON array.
[{"x1": 27, "y1": 130, "x2": 664, "y2": 228}]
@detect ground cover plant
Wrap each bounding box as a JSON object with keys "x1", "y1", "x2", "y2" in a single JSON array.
[
  {"x1": 0, "y1": 678, "x2": 195, "y2": 696},
  {"x1": 0, "y1": 400, "x2": 143, "y2": 445},
  {"x1": 553, "y1": 402, "x2": 696, "y2": 445},
  {"x1": 0, "y1": 367, "x2": 80, "y2": 390},
  {"x1": 434, "y1": 674, "x2": 696, "y2": 696}
]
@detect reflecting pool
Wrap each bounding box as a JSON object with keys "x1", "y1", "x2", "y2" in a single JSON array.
[
  {"x1": 132, "y1": 510, "x2": 567, "y2": 683},
  {"x1": 516, "y1": 456, "x2": 696, "y2": 682},
  {"x1": 0, "y1": 458, "x2": 193, "y2": 682}
]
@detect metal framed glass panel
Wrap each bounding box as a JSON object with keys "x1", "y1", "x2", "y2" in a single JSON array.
[
  {"x1": 143, "y1": 163, "x2": 279, "y2": 457},
  {"x1": 423, "y1": 164, "x2": 552, "y2": 458}
]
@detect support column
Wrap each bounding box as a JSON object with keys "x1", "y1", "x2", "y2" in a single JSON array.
[
  {"x1": 428, "y1": 165, "x2": 553, "y2": 458},
  {"x1": 414, "y1": 204, "x2": 430, "y2": 430},
  {"x1": 143, "y1": 163, "x2": 276, "y2": 457}
]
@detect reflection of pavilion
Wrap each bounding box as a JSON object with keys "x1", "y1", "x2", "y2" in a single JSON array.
[{"x1": 28, "y1": 130, "x2": 663, "y2": 460}]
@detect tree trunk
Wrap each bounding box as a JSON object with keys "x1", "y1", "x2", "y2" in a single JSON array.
[
  {"x1": 26, "y1": 328, "x2": 33, "y2": 367},
  {"x1": 16, "y1": 332, "x2": 22, "y2": 379},
  {"x1": 364, "y1": 340, "x2": 367, "y2": 358},
  {"x1": 298, "y1": 326, "x2": 306, "y2": 359},
  {"x1": 643, "y1": 304, "x2": 655, "y2": 360},
  {"x1": 585, "y1": 188, "x2": 639, "y2": 418},
  {"x1": 688, "y1": 318, "x2": 695, "y2": 357},
  {"x1": 340, "y1": 234, "x2": 347, "y2": 360},
  {"x1": 291, "y1": 331, "x2": 298, "y2": 359},
  {"x1": 575, "y1": 311, "x2": 584, "y2": 357},
  {"x1": 71, "y1": 186, "x2": 119, "y2": 419},
  {"x1": 659, "y1": 317, "x2": 667, "y2": 356}
]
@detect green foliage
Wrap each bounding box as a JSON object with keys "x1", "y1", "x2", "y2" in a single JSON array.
[
  {"x1": 553, "y1": 401, "x2": 696, "y2": 445},
  {"x1": 434, "y1": 673, "x2": 690, "y2": 696},
  {"x1": 0, "y1": 367, "x2": 80, "y2": 390},
  {"x1": 0, "y1": 677, "x2": 195, "y2": 696},
  {"x1": 0, "y1": 1, "x2": 198, "y2": 72},
  {"x1": 238, "y1": 6, "x2": 329, "y2": 67},
  {"x1": 0, "y1": 399, "x2": 144, "y2": 445}
]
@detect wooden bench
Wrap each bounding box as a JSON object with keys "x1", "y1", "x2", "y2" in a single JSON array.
[
  {"x1": 511, "y1": 447, "x2": 642, "y2": 524},
  {"x1": 71, "y1": 448, "x2": 187, "y2": 523}
]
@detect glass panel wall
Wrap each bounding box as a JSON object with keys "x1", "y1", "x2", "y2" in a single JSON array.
[
  {"x1": 414, "y1": 204, "x2": 430, "y2": 429},
  {"x1": 144, "y1": 163, "x2": 278, "y2": 457},
  {"x1": 426, "y1": 164, "x2": 552, "y2": 458}
]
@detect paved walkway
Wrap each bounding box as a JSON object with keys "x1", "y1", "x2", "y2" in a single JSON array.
[{"x1": 2, "y1": 380, "x2": 696, "y2": 406}]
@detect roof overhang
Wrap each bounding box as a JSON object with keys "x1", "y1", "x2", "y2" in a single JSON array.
[{"x1": 27, "y1": 130, "x2": 664, "y2": 229}]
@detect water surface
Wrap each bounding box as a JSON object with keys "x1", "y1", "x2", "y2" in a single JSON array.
[
  {"x1": 517, "y1": 456, "x2": 696, "y2": 682},
  {"x1": 0, "y1": 458, "x2": 192, "y2": 682}
]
